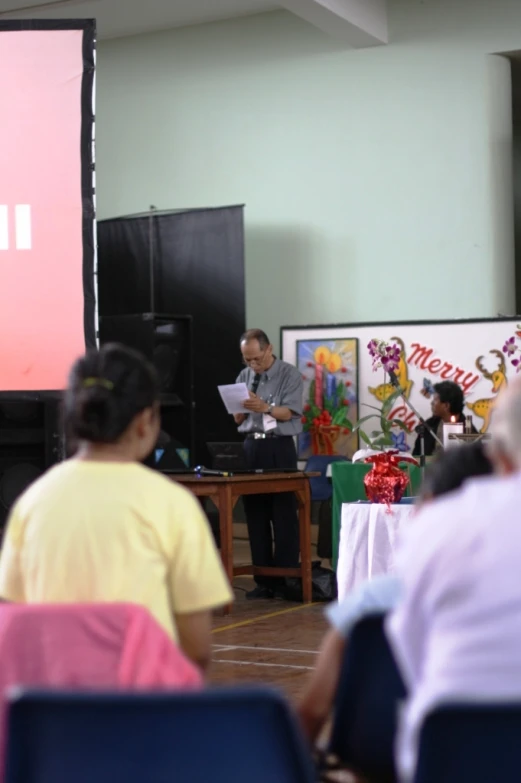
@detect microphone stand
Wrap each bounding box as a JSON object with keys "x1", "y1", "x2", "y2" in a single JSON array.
[{"x1": 388, "y1": 371, "x2": 444, "y2": 472}]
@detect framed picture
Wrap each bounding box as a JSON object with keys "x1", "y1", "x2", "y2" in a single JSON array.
[{"x1": 297, "y1": 338, "x2": 359, "y2": 459}]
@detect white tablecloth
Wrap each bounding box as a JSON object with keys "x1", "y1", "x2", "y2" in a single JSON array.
[{"x1": 336, "y1": 503, "x2": 415, "y2": 601}]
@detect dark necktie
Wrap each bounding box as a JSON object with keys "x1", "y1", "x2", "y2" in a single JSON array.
[{"x1": 251, "y1": 373, "x2": 262, "y2": 395}]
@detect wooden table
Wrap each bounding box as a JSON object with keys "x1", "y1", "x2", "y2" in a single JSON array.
[{"x1": 173, "y1": 472, "x2": 316, "y2": 613}]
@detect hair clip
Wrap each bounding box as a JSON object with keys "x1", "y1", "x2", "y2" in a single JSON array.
[{"x1": 82, "y1": 377, "x2": 114, "y2": 391}]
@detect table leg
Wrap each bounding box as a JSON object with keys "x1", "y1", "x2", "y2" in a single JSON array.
[
  {"x1": 296, "y1": 480, "x2": 313, "y2": 603},
  {"x1": 218, "y1": 484, "x2": 235, "y2": 615}
]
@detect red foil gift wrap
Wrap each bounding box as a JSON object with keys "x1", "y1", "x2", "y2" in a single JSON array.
[{"x1": 363, "y1": 451, "x2": 419, "y2": 508}]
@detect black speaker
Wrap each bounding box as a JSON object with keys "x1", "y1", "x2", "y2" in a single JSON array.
[
  {"x1": 0, "y1": 399, "x2": 64, "y2": 529},
  {"x1": 98, "y1": 314, "x2": 191, "y2": 394},
  {"x1": 98, "y1": 313, "x2": 195, "y2": 466}
]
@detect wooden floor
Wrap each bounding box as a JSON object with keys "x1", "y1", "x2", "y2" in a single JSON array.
[
  {"x1": 211, "y1": 585, "x2": 326, "y2": 700},
  {"x1": 210, "y1": 535, "x2": 328, "y2": 703},
  {"x1": 209, "y1": 536, "x2": 357, "y2": 783}
]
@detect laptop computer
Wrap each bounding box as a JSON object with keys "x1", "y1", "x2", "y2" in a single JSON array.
[{"x1": 206, "y1": 442, "x2": 246, "y2": 472}]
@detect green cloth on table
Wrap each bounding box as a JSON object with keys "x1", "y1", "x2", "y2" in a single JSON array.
[{"x1": 331, "y1": 461, "x2": 423, "y2": 570}]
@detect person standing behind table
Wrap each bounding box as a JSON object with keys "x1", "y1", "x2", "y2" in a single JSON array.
[
  {"x1": 234, "y1": 329, "x2": 304, "y2": 600},
  {"x1": 0, "y1": 343, "x2": 234, "y2": 673},
  {"x1": 413, "y1": 380, "x2": 475, "y2": 458}
]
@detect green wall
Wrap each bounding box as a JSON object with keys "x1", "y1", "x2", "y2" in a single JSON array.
[{"x1": 96, "y1": 1, "x2": 521, "y2": 342}]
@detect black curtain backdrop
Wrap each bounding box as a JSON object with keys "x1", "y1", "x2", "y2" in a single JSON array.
[{"x1": 97, "y1": 206, "x2": 245, "y2": 463}]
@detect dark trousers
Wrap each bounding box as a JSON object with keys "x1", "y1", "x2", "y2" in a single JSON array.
[{"x1": 243, "y1": 436, "x2": 300, "y2": 587}]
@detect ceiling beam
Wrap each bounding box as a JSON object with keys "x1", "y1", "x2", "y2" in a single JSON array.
[{"x1": 280, "y1": 0, "x2": 387, "y2": 47}]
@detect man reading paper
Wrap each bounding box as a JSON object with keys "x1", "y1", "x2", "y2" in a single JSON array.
[{"x1": 234, "y1": 329, "x2": 303, "y2": 600}]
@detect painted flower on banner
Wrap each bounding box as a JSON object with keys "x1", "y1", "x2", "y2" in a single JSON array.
[
  {"x1": 503, "y1": 336, "x2": 517, "y2": 357},
  {"x1": 391, "y1": 430, "x2": 410, "y2": 452},
  {"x1": 503, "y1": 329, "x2": 521, "y2": 373}
]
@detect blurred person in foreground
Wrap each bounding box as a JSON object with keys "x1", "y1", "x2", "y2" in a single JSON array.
[
  {"x1": 0, "y1": 344, "x2": 233, "y2": 673},
  {"x1": 298, "y1": 441, "x2": 493, "y2": 743},
  {"x1": 387, "y1": 376, "x2": 521, "y2": 780}
]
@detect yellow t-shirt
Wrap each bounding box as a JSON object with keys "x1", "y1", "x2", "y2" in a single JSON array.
[{"x1": 0, "y1": 460, "x2": 234, "y2": 641}]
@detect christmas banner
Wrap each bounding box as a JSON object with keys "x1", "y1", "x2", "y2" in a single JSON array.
[{"x1": 282, "y1": 318, "x2": 520, "y2": 458}]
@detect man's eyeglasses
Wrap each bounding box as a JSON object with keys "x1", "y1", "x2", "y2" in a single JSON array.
[{"x1": 242, "y1": 349, "x2": 268, "y2": 366}]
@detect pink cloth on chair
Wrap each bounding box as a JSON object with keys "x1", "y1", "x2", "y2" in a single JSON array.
[{"x1": 0, "y1": 602, "x2": 203, "y2": 778}]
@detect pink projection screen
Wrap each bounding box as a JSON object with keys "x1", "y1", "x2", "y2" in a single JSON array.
[{"x1": 0, "y1": 21, "x2": 95, "y2": 393}]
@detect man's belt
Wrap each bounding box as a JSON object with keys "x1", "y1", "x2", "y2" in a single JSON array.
[{"x1": 245, "y1": 432, "x2": 281, "y2": 440}]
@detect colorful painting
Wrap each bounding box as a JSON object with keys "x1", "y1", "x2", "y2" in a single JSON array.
[{"x1": 297, "y1": 338, "x2": 359, "y2": 459}]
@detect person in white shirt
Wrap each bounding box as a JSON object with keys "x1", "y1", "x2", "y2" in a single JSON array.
[
  {"x1": 298, "y1": 441, "x2": 493, "y2": 743},
  {"x1": 387, "y1": 376, "x2": 521, "y2": 781}
]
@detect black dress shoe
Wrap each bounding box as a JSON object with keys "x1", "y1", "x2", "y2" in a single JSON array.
[{"x1": 246, "y1": 585, "x2": 274, "y2": 600}]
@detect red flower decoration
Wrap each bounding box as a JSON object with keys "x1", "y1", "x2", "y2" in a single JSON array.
[
  {"x1": 345, "y1": 381, "x2": 352, "y2": 387},
  {"x1": 342, "y1": 399, "x2": 348, "y2": 406},
  {"x1": 304, "y1": 404, "x2": 311, "y2": 412},
  {"x1": 340, "y1": 367, "x2": 348, "y2": 373},
  {"x1": 301, "y1": 416, "x2": 307, "y2": 423},
  {"x1": 306, "y1": 362, "x2": 314, "y2": 368}
]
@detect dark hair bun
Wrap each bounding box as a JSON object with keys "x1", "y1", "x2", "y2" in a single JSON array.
[
  {"x1": 65, "y1": 343, "x2": 159, "y2": 444},
  {"x1": 74, "y1": 384, "x2": 121, "y2": 443}
]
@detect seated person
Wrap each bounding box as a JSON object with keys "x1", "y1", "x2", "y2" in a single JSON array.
[
  {"x1": 298, "y1": 441, "x2": 493, "y2": 742},
  {"x1": 0, "y1": 343, "x2": 233, "y2": 673},
  {"x1": 388, "y1": 379, "x2": 521, "y2": 781},
  {"x1": 412, "y1": 380, "x2": 475, "y2": 457}
]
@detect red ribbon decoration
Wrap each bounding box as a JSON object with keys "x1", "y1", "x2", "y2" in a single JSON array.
[{"x1": 363, "y1": 451, "x2": 418, "y2": 510}]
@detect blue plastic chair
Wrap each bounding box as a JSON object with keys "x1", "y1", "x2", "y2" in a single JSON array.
[
  {"x1": 306, "y1": 455, "x2": 349, "y2": 559},
  {"x1": 4, "y1": 687, "x2": 316, "y2": 783},
  {"x1": 414, "y1": 704, "x2": 521, "y2": 783},
  {"x1": 328, "y1": 613, "x2": 406, "y2": 783},
  {"x1": 305, "y1": 455, "x2": 348, "y2": 502}
]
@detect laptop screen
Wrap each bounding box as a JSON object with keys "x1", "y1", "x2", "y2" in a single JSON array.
[{"x1": 206, "y1": 442, "x2": 246, "y2": 472}]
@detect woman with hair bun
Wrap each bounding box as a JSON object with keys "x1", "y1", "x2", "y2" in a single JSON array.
[{"x1": 0, "y1": 344, "x2": 233, "y2": 672}]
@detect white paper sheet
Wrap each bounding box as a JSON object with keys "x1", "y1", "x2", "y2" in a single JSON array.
[{"x1": 218, "y1": 383, "x2": 250, "y2": 414}]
